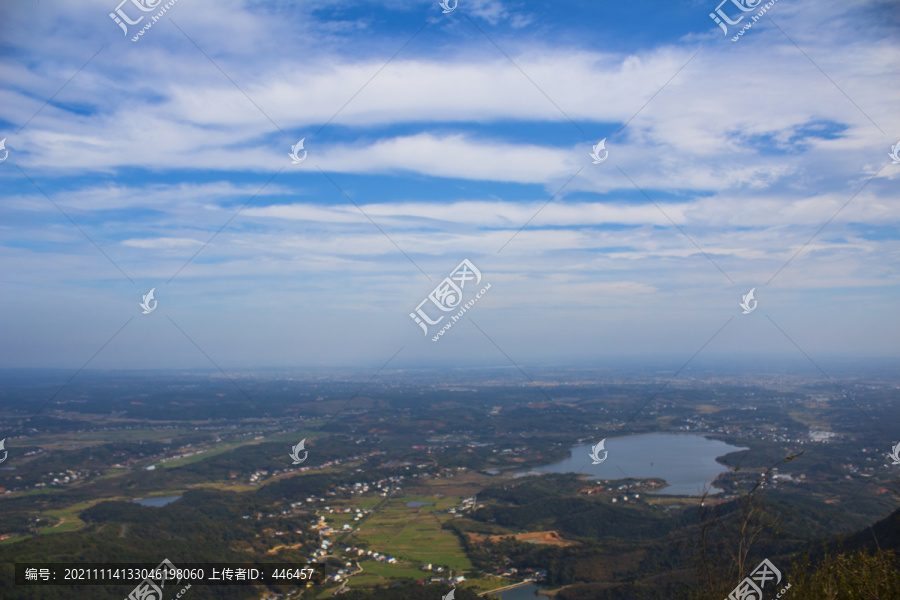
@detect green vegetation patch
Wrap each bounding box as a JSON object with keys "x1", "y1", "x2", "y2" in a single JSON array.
[
  {"x1": 349, "y1": 560, "x2": 426, "y2": 587},
  {"x1": 351, "y1": 496, "x2": 473, "y2": 572}
]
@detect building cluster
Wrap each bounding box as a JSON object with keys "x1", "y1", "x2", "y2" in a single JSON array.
[
  {"x1": 343, "y1": 545, "x2": 398, "y2": 564},
  {"x1": 580, "y1": 480, "x2": 657, "y2": 500},
  {"x1": 419, "y1": 564, "x2": 466, "y2": 586},
  {"x1": 4, "y1": 468, "x2": 100, "y2": 493},
  {"x1": 484, "y1": 565, "x2": 546, "y2": 582},
  {"x1": 445, "y1": 496, "x2": 480, "y2": 516},
  {"x1": 330, "y1": 473, "x2": 403, "y2": 497}
]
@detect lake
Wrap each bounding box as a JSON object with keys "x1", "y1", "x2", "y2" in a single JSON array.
[
  {"x1": 406, "y1": 501, "x2": 433, "y2": 507},
  {"x1": 133, "y1": 495, "x2": 182, "y2": 507},
  {"x1": 530, "y1": 433, "x2": 747, "y2": 496}
]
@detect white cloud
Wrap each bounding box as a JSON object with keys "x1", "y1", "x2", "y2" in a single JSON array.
[
  {"x1": 1, "y1": 0, "x2": 898, "y2": 366},
  {"x1": 121, "y1": 237, "x2": 205, "y2": 249}
]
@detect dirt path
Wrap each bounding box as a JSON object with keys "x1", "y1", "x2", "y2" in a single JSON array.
[{"x1": 333, "y1": 562, "x2": 363, "y2": 596}]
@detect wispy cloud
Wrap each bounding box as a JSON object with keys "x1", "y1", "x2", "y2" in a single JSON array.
[{"x1": 0, "y1": 0, "x2": 898, "y2": 367}]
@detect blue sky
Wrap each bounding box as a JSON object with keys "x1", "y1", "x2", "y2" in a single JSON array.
[{"x1": 0, "y1": 0, "x2": 898, "y2": 371}]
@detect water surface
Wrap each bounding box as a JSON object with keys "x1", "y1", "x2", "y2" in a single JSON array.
[
  {"x1": 133, "y1": 495, "x2": 182, "y2": 507},
  {"x1": 533, "y1": 433, "x2": 747, "y2": 496}
]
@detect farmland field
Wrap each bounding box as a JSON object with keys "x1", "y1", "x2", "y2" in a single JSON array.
[{"x1": 350, "y1": 495, "x2": 473, "y2": 572}]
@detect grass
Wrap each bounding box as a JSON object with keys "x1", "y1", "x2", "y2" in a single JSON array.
[
  {"x1": 159, "y1": 449, "x2": 220, "y2": 468},
  {"x1": 466, "y1": 575, "x2": 515, "y2": 594},
  {"x1": 3, "y1": 488, "x2": 57, "y2": 498},
  {"x1": 327, "y1": 496, "x2": 384, "y2": 511},
  {"x1": 314, "y1": 585, "x2": 342, "y2": 599},
  {"x1": 348, "y1": 562, "x2": 511, "y2": 594},
  {"x1": 160, "y1": 428, "x2": 324, "y2": 469},
  {"x1": 0, "y1": 535, "x2": 29, "y2": 546},
  {"x1": 133, "y1": 490, "x2": 184, "y2": 499},
  {"x1": 3, "y1": 465, "x2": 138, "y2": 499},
  {"x1": 188, "y1": 481, "x2": 259, "y2": 492},
  {"x1": 36, "y1": 497, "x2": 120, "y2": 535},
  {"x1": 349, "y1": 495, "x2": 473, "y2": 572},
  {"x1": 37, "y1": 520, "x2": 83, "y2": 534},
  {"x1": 26, "y1": 428, "x2": 190, "y2": 446},
  {"x1": 159, "y1": 439, "x2": 265, "y2": 469},
  {"x1": 349, "y1": 560, "x2": 426, "y2": 587}
]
